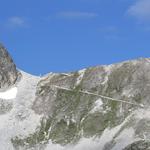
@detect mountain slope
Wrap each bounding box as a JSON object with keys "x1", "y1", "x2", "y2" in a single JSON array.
[{"x1": 0, "y1": 45, "x2": 150, "y2": 150}]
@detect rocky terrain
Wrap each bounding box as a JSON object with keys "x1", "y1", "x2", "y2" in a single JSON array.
[
  {"x1": 0, "y1": 44, "x2": 150, "y2": 150},
  {"x1": 0, "y1": 44, "x2": 19, "y2": 89}
]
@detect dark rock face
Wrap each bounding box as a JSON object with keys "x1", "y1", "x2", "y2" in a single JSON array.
[
  {"x1": 0, "y1": 44, "x2": 19, "y2": 89},
  {"x1": 123, "y1": 140, "x2": 150, "y2": 150}
]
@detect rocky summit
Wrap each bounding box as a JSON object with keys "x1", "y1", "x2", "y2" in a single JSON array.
[
  {"x1": 0, "y1": 44, "x2": 19, "y2": 90},
  {"x1": 0, "y1": 44, "x2": 150, "y2": 150}
]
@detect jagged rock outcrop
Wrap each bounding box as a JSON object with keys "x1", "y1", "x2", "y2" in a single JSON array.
[{"x1": 0, "y1": 44, "x2": 19, "y2": 89}]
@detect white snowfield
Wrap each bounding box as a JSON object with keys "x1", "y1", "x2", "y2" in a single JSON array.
[
  {"x1": 0, "y1": 71, "x2": 42, "y2": 150},
  {"x1": 0, "y1": 87, "x2": 17, "y2": 99}
]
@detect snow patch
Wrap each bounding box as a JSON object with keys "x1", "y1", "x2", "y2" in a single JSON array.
[
  {"x1": 90, "y1": 98, "x2": 103, "y2": 113},
  {"x1": 75, "y1": 69, "x2": 86, "y2": 86},
  {"x1": 101, "y1": 65, "x2": 112, "y2": 85},
  {"x1": 0, "y1": 87, "x2": 17, "y2": 100}
]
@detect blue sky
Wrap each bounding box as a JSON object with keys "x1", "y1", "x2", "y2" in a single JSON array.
[{"x1": 1, "y1": 0, "x2": 150, "y2": 75}]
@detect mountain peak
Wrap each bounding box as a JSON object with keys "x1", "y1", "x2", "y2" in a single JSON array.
[{"x1": 0, "y1": 44, "x2": 19, "y2": 89}]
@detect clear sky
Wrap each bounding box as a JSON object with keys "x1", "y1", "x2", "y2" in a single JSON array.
[{"x1": 1, "y1": 0, "x2": 150, "y2": 75}]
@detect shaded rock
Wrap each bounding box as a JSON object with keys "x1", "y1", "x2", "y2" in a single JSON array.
[
  {"x1": 0, "y1": 44, "x2": 19, "y2": 89},
  {"x1": 123, "y1": 140, "x2": 150, "y2": 150}
]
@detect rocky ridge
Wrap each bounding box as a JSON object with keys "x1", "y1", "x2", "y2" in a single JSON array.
[
  {"x1": 0, "y1": 44, "x2": 150, "y2": 150},
  {"x1": 0, "y1": 44, "x2": 19, "y2": 90}
]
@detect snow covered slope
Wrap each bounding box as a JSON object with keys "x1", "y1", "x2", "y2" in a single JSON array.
[
  {"x1": 0, "y1": 71, "x2": 41, "y2": 150},
  {"x1": 0, "y1": 45, "x2": 150, "y2": 150}
]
